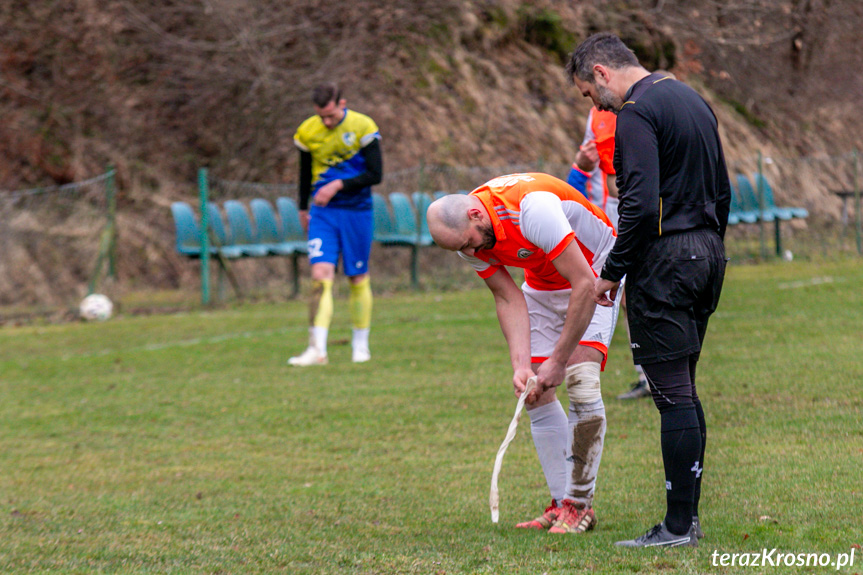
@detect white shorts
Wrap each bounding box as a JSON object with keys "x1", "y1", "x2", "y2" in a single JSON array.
[{"x1": 523, "y1": 281, "x2": 622, "y2": 369}]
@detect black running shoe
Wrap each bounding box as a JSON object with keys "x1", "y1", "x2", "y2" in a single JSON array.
[
  {"x1": 617, "y1": 380, "x2": 650, "y2": 400},
  {"x1": 692, "y1": 516, "x2": 705, "y2": 539},
  {"x1": 615, "y1": 522, "x2": 698, "y2": 548}
]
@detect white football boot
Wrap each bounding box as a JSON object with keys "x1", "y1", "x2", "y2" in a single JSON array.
[{"x1": 288, "y1": 346, "x2": 328, "y2": 366}]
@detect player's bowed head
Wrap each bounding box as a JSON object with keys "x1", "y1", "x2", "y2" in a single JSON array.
[{"x1": 427, "y1": 194, "x2": 495, "y2": 256}]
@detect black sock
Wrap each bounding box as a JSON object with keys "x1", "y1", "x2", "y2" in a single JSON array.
[
  {"x1": 692, "y1": 399, "x2": 706, "y2": 519},
  {"x1": 660, "y1": 405, "x2": 702, "y2": 535}
]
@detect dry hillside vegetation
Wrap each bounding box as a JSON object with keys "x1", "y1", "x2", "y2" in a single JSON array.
[{"x1": 0, "y1": 0, "x2": 861, "y2": 306}]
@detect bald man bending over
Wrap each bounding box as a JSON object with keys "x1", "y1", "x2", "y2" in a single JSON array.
[{"x1": 427, "y1": 173, "x2": 621, "y2": 535}]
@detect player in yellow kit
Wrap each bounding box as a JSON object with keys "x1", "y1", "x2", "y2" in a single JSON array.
[{"x1": 289, "y1": 83, "x2": 382, "y2": 366}]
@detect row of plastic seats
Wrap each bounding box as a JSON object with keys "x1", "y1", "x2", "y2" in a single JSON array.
[
  {"x1": 728, "y1": 173, "x2": 808, "y2": 225},
  {"x1": 171, "y1": 197, "x2": 307, "y2": 258},
  {"x1": 372, "y1": 189, "x2": 471, "y2": 247},
  {"x1": 373, "y1": 192, "x2": 433, "y2": 247},
  {"x1": 173, "y1": 190, "x2": 465, "y2": 260}
]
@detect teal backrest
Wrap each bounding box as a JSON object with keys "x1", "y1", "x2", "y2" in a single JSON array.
[
  {"x1": 735, "y1": 174, "x2": 760, "y2": 212},
  {"x1": 171, "y1": 201, "x2": 202, "y2": 256},
  {"x1": 250, "y1": 198, "x2": 283, "y2": 244},
  {"x1": 389, "y1": 192, "x2": 417, "y2": 236},
  {"x1": 276, "y1": 197, "x2": 305, "y2": 242},
  {"x1": 372, "y1": 193, "x2": 396, "y2": 236},
  {"x1": 411, "y1": 192, "x2": 433, "y2": 238},
  {"x1": 224, "y1": 200, "x2": 258, "y2": 245},
  {"x1": 206, "y1": 203, "x2": 229, "y2": 246}
]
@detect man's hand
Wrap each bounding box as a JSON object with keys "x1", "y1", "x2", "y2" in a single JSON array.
[
  {"x1": 576, "y1": 140, "x2": 599, "y2": 172},
  {"x1": 298, "y1": 209, "x2": 310, "y2": 232},
  {"x1": 594, "y1": 277, "x2": 620, "y2": 307},
  {"x1": 312, "y1": 179, "x2": 343, "y2": 207},
  {"x1": 512, "y1": 367, "x2": 536, "y2": 399},
  {"x1": 522, "y1": 358, "x2": 565, "y2": 404}
]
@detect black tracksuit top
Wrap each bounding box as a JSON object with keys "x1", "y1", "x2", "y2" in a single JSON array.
[{"x1": 601, "y1": 73, "x2": 731, "y2": 283}]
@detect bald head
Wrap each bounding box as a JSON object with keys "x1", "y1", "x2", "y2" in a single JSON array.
[{"x1": 427, "y1": 194, "x2": 489, "y2": 252}]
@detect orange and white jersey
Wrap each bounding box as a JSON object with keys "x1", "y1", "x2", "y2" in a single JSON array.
[
  {"x1": 459, "y1": 173, "x2": 617, "y2": 291},
  {"x1": 579, "y1": 107, "x2": 617, "y2": 213}
]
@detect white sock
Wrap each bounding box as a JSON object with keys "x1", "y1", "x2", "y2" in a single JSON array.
[
  {"x1": 527, "y1": 400, "x2": 568, "y2": 506},
  {"x1": 565, "y1": 398, "x2": 606, "y2": 507},
  {"x1": 352, "y1": 327, "x2": 370, "y2": 353},
  {"x1": 312, "y1": 326, "x2": 328, "y2": 355}
]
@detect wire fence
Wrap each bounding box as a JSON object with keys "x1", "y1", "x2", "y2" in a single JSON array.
[
  {"x1": 0, "y1": 154, "x2": 859, "y2": 317},
  {"x1": 0, "y1": 170, "x2": 116, "y2": 314}
]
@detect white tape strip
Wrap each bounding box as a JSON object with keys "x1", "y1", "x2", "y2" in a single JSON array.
[{"x1": 489, "y1": 376, "x2": 536, "y2": 523}]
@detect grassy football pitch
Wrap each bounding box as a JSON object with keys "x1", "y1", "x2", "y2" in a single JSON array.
[{"x1": 1, "y1": 259, "x2": 861, "y2": 574}]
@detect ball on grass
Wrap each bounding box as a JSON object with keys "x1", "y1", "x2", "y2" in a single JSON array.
[{"x1": 79, "y1": 294, "x2": 113, "y2": 321}]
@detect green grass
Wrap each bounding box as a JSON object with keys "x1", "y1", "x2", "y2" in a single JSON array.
[{"x1": 1, "y1": 259, "x2": 861, "y2": 574}]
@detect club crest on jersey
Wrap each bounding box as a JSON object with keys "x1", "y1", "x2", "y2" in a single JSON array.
[
  {"x1": 517, "y1": 248, "x2": 534, "y2": 259},
  {"x1": 342, "y1": 132, "x2": 356, "y2": 147}
]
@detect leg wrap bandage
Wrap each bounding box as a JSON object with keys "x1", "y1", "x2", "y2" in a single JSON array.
[{"x1": 565, "y1": 362, "x2": 602, "y2": 404}]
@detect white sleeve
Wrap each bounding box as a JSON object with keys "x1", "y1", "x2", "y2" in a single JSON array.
[
  {"x1": 458, "y1": 250, "x2": 492, "y2": 274},
  {"x1": 520, "y1": 192, "x2": 573, "y2": 255},
  {"x1": 581, "y1": 108, "x2": 596, "y2": 146}
]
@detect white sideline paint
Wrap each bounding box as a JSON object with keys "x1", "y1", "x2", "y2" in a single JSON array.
[
  {"x1": 60, "y1": 327, "x2": 294, "y2": 361},
  {"x1": 57, "y1": 311, "x2": 495, "y2": 361},
  {"x1": 490, "y1": 377, "x2": 536, "y2": 524},
  {"x1": 777, "y1": 276, "x2": 836, "y2": 290}
]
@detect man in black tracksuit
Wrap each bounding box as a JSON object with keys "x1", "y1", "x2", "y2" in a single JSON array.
[{"x1": 567, "y1": 33, "x2": 731, "y2": 547}]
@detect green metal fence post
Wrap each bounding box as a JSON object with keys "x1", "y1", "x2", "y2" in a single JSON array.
[
  {"x1": 757, "y1": 151, "x2": 767, "y2": 259},
  {"x1": 758, "y1": 155, "x2": 782, "y2": 256},
  {"x1": 198, "y1": 168, "x2": 211, "y2": 305},
  {"x1": 106, "y1": 167, "x2": 117, "y2": 278},
  {"x1": 854, "y1": 149, "x2": 862, "y2": 255},
  {"x1": 86, "y1": 167, "x2": 118, "y2": 295}
]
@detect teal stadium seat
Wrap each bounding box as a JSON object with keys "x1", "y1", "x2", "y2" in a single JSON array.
[
  {"x1": 729, "y1": 178, "x2": 759, "y2": 224},
  {"x1": 274, "y1": 197, "x2": 309, "y2": 297},
  {"x1": 736, "y1": 174, "x2": 798, "y2": 256},
  {"x1": 736, "y1": 174, "x2": 776, "y2": 222},
  {"x1": 753, "y1": 173, "x2": 809, "y2": 219},
  {"x1": 224, "y1": 200, "x2": 269, "y2": 257},
  {"x1": 171, "y1": 201, "x2": 213, "y2": 257},
  {"x1": 372, "y1": 192, "x2": 412, "y2": 244},
  {"x1": 411, "y1": 191, "x2": 434, "y2": 245},
  {"x1": 433, "y1": 190, "x2": 447, "y2": 201},
  {"x1": 206, "y1": 203, "x2": 244, "y2": 258},
  {"x1": 275, "y1": 197, "x2": 309, "y2": 254},
  {"x1": 373, "y1": 192, "x2": 434, "y2": 287},
  {"x1": 250, "y1": 198, "x2": 295, "y2": 256},
  {"x1": 390, "y1": 192, "x2": 433, "y2": 247}
]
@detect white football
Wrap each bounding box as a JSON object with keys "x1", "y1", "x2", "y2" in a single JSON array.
[{"x1": 79, "y1": 293, "x2": 113, "y2": 321}]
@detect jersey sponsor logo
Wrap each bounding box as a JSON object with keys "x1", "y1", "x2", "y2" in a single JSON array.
[
  {"x1": 486, "y1": 174, "x2": 536, "y2": 189},
  {"x1": 517, "y1": 248, "x2": 534, "y2": 259},
  {"x1": 342, "y1": 132, "x2": 357, "y2": 147}
]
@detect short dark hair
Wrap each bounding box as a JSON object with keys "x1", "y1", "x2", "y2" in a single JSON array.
[
  {"x1": 566, "y1": 33, "x2": 640, "y2": 84},
  {"x1": 312, "y1": 82, "x2": 341, "y2": 108}
]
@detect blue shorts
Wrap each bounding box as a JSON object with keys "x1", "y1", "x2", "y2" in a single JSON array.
[{"x1": 307, "y1": 205, "x2": 373, "y2": 276}]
